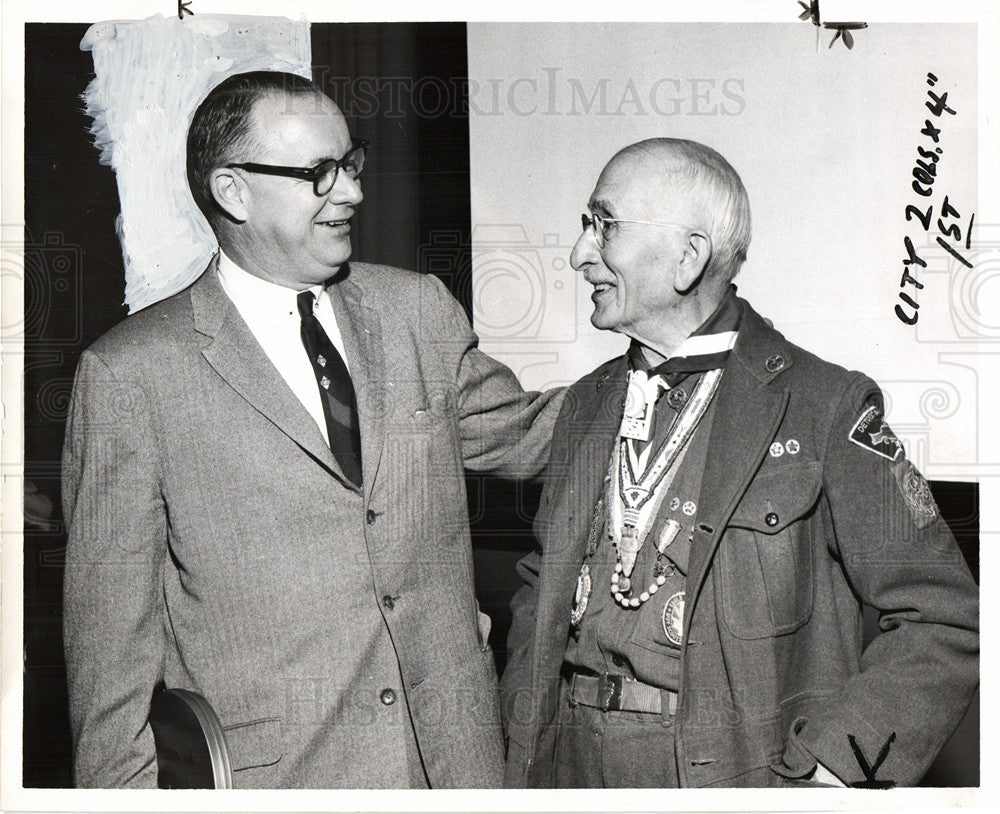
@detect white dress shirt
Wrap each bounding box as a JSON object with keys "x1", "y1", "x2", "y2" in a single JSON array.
[{"x1": 217, "y1": 251, "x2": 352, "y2": 445}]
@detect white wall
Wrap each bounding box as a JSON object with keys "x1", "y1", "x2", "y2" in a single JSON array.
[{"x1": 469, "y1": 22, "x2": 984, "y2": 477}]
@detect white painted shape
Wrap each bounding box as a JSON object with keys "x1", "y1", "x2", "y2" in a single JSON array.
[{"x1": 80, "y1": 14, "x2": 312, "y2": 312}]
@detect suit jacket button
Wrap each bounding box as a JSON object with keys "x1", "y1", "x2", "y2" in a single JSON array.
[
  {"x1": 367, "y1": 509, "x2": 377, "y2": 525},
  {"x1": 380, "y1": 688, "x2": 397, "y2": 705},
  {"x1": 382, "y1": 594, "x2": 395, "y2": 610}
]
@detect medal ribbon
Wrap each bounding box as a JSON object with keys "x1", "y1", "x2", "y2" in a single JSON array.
[{"x1": 610, "y1": 367, "x2": 723, "y2": 577}]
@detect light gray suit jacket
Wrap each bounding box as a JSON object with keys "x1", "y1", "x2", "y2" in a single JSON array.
[{"x1": 62, "y1": 260, "x2": 563, "y2": 788}]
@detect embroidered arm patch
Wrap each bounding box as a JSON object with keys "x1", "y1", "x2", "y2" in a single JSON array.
[
  {"x1": 891, "y1": 459, "x2": 939, "y2": 529},
  {"x1": 849, "y1": 403, "x2": 939, "y2": 528},
  {"x1": 849, "y1": 405, "x2": 904, "y2": 461}
]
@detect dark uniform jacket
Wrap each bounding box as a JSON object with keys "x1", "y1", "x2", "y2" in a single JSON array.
[{"x1": 500, "y1": 298, "x2": 978, "y2": 788}]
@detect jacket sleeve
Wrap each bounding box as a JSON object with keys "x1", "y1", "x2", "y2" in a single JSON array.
[
  {"x1": 61, "y1": 349, "x2": 167, "y2": 788},
  {"x1": 421, "y1": 272, "x2": 566, "y2": 478},
  {"x1": 785, "y1": 376, "x2": 979, "y2": 787}
]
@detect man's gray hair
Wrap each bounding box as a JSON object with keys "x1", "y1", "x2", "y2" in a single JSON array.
[{"x1": 616, "y1": 138, "x2": 751, "y2": 281}]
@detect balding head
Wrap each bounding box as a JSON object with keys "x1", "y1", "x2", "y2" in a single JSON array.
[{"x1": 604, "y1": 138, "x2": 751, "y2": 282}]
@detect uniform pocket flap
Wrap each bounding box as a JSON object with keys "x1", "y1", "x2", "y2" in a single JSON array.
[
  {"x1": 223, "y1": 717, "x2": 283, "y2": 772},
  {"x1": 729, "y1": 463, "x2": 823, "y2": 534}
]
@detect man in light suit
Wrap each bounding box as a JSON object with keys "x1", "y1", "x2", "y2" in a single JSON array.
[
  {"x1": 62, "y1": 71, "x2": 562, "y2": 788},
  {"x1": 500, "y1": 138, "x2": 978, "y2": 788}
]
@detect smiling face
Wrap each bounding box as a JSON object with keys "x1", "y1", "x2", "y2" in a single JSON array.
[
  {"x1": 224, "y1": 91, "x2": 363, "y2": 288},
  {"x1": 571, "y1": 151, "x2": 698, "y2": 346}
]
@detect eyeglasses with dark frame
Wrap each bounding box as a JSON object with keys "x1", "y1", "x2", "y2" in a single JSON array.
[
  {"x1": 228, "y1": 139, "x2": 370, "y2": 197},
  {"x1": 581, "y1": 212, "x2": 693, "y2": 248}
]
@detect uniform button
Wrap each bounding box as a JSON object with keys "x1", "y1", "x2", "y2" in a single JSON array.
[
  {"x1": 379, "y1": 688, "x2": 397, "y2": 705},
  {"x1": 366, "y1": 509, "x2": 377, "y2": 525},
  {"x1": 765, "y1": 512, "x2": 779, "y2": 527},
  {"x1": 382, "y1": 594, "x2": 395, "y2": 610}
]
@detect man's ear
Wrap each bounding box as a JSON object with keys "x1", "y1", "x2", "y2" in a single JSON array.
[
  {"x1": 208, "y1": 168, "x2": 250, "y2": 223},
  {"x1": 673, "y1": 230, "x2": 713, "y2": 294}
]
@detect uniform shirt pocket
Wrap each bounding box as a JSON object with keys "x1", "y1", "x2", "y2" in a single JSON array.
[{"x1": 720, "y1": 462, "x2": 822, "y2": 640}]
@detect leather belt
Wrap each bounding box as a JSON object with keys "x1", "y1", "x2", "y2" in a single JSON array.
[{"x1": 568, "y1": 671, "x2": 678, "y2": 715}]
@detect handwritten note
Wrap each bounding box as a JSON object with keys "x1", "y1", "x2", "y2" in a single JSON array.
[{"x1": 895, "y1": 73, "x2": 975, "y2": 326}]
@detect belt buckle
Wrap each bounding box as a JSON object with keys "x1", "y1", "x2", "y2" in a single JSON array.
[{"x1": 600, "y1": 674, "x2": 625, "y2": 711}]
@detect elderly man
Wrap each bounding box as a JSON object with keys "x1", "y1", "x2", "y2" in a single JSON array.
[
  {"x1": 62, "y1": 71, "x2": 562, "y2": 788},
  {"x1": 500, "y1": 138, "x2": 978, "y2": 788}
]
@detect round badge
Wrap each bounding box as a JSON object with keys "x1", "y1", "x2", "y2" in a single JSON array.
[
  {"x1": 769, "y1": 441, "x2": 785, "y2": 457},
  {"x1": 786, "y1": 439, "x2": 800, "y2": 455},
  {"x1": 662, "y1": 591, "x2": 686, "y2": 646},
  {"x1": 682, "y1": 500, "x2": 697, "y2": 516},
  {"x1": 666, "y1": 388, "x2": 688, "y2": 410}
]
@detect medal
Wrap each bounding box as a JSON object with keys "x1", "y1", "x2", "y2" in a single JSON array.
[
  {"x1": 662, "y1": 591, "x2": 686, "y2": 646},
  {"x1": 619, "y1": 524, "x2": 641, "y2": 578},
  {"x1": 657, "y1": 518, "x2": 681, "y2": 552},
  {"x1": 570, "y1": 564, "x2": 593, "y2": 626}
]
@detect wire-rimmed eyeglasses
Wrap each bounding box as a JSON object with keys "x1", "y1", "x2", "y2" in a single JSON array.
[
  {"x1": 581, "y1": 212, "x2": 693, "y2": 248},
  {"x1": 228, "y1": 138, "x2": 369, "y2": 197}
]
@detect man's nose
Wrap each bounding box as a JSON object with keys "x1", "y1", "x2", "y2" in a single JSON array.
[
  {"x1": 570, "y1": 228, "x2": 599, "y2": 271},
  {"x1": 328, "y1": 171, "x2": 364, "y2": 206}
]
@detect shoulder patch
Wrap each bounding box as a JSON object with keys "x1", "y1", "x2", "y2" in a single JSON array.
[
  {"x1": 849, "y1": 405, "x2": 904, "y2": 461},
  {"x1": 891, "y1": 459, "x2": 939, "y2": 529}
]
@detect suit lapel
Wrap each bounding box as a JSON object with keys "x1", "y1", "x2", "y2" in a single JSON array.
[
  {"x1": 529, "y1": 357, "x2": 628, "y2": 744},
  {"x1": 190, "y1": 266, "x2": 354, "y2": 488},
  {"x1": 685, "y1": 303, "x2": 792, "y2": 606},
  {"x1": 553, "y1": 358, "x2": 628, "y2": 560},
  {"x1": 533, "y1": 358, "x2": 626, "y2": 655},
  {"x1": 326, "y1": 266, "x2": 386, "y2": 500}
]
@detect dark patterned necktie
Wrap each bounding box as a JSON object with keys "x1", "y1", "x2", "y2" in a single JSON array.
[{"x1": 297, "y1": 290, "x2": 362, "y2": 486}]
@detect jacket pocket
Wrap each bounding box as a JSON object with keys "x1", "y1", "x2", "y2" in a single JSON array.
[
  {"x1": 223, "y1": 717, "x2": 283, "y2": 773},
  {"x1": 719, "y1": 463, "x2": 822, "y2": 639}
]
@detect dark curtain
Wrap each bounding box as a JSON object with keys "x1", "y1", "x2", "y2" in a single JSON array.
[{"x1": 310, "y1": 23, "x2": 474, "y2": 316}]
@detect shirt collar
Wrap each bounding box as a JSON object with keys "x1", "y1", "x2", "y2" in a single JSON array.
[
  {"x1": 217, "y1": 250, "x2": 324, "y2": 323},
  {"x1": 628, "y1": 285, "x2": 741, "y2": 384}
]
